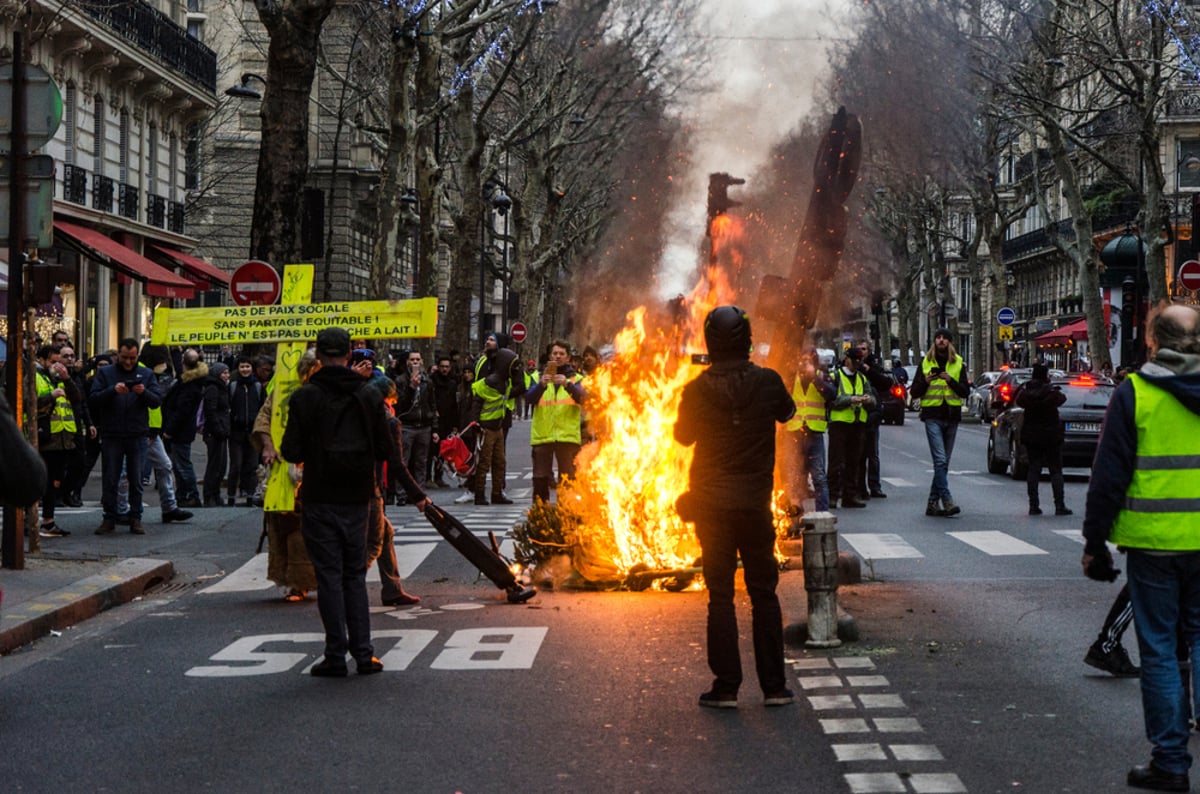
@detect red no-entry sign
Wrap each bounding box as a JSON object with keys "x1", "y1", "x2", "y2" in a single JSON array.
[
  {"x1": 1179, "y1": 260, "x2": 1200, "y2": 293},
  {"x1": 510, "y1": 322, "x2": 528, "y2": 343},
  {"x1": 230, "y1": 260, "x2": 281, "y2": 306}
]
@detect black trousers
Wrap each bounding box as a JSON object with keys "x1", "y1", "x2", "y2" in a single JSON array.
[
  {"x1": 1025, "y1": 440, "x2": 1065, "y2": 507},
  {"x1": 828, "y1": 421, "x2": 865, "y2": 503}
]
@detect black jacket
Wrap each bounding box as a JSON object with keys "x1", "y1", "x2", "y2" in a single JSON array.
[
  {"x1": 229, "y1": 375, "x2": 265, "y2": 433},
  {"x1": 162, "y1": 362, "x2": 208, "y2": 443},
  {"x1": 88, "y1": 363, "x2": 162, "y2": 438},
  {"x1": 1014, "y1": 378, "x2": 1065, "y2": 444},
  {"x1": 430, "y1": 369, "x2": 459, "y2": 434},
  {"x1": 674, "y1": 360, "x2": 795, "y2": 512},
  {"x1": 202, "y1": 372, "x2": 232, "y2": 439},
  {"x1": 281, "y1": 366, "x2": 394, "y2": 504},
  {"x1": 396, "y1": 371, "x2": 438, "y2": 428}
]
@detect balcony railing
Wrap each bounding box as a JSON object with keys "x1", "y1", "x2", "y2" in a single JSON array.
[
  {"x1": 146, "y1": 193, "x2": 167, "y2": 228},
  {"x1": 93, "y1": 174, "x2": 114, "y2": 212},
  {"x1": 168, "y1": 200, "x2": 186, "y2": 234},
  {"x1": 64, "y1": 164, "x2": 87, "y2": 204},
  {"x1": 79, "y1": 0, "x2": 217, "y2": 92},
  {"x1": 118, "y1": 182, "x2": 139, "y2": 220}
]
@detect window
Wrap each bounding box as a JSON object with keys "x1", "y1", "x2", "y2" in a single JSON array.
[
  {"x1": 93, "y1": 94, "x2": 105, "y2": 173},
  {"x1": 169, "y1": 133, "x2": 178, "y2": 201},
  {"x1": 185, "y1": 124, "x2": 200, "y2": 191},
  {"x1": 119, "y1": 108, "x2": 129, "y2": 184},
  {"x1": 187, "y1": 19, "x2": 203, "y2": 41},
  {"x1": 147, "y1": 124, "x2": 158, "y2": 194},
  {"x1": 1180, "y1": 140, "x2": 1200, "y2": 190},
  {"x1": 65, "y1": 83, "x2": 76, "y2": 165}
]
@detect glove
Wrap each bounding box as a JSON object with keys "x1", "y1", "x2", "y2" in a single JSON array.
[{"x1": 1083, "y1": 550, "x2": 1121, "y2": 582}]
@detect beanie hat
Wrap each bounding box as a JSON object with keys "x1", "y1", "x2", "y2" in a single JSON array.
[
  {"x1": 1032, "y1": 363, "x2": 1049, "y2": 381},
  {"x1": 934, "y1": 328, "x2": 952, "y2": 340}
]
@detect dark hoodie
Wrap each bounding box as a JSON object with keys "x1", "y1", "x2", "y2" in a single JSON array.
[
  {"x1": 1014, "y1": 376, "x2": 1066, "y2": 443},
  {"x1": 162, "y1": 361, "x2": 209, "y2": 443},
  {"x1": 202, "y1": 362, "x2": 232, "y2": 439},
  {"x1": 1083, "y1": 348, "x2": 1200, "y2": 554},
  {"x1": 281, "y1": 365, "x2": 394, "y2": 504},
  {"x1": 674, "y1": 359, "x2": 795, "y2": 511}
]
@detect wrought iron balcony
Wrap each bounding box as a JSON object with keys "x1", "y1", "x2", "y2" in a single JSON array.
[
  {"x1": 118, "y1": 182, "x2": 139, "y2": 220},
  {"x1": 93, "y1": 174, "x2": 114, "y2": 212},
  {"x1": 79, "y1": 0, "x2": 217, "y2": 92},
  {"x1": 64, "y1": 164, "x2": 87, "y2": 204},
  {"x1": 146, "y1": 193, "x2": 167, "y2": 228},
  {"x1": 168, "y1": 201, "x2": 185, "y2": 234}
]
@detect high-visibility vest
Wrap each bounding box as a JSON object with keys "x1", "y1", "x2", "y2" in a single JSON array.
[
  {"x1": 531, "y1": 375, "x2": 583, "y2": 445},
  {"x1": 36, "y1": 371, "x2": 77, "y2": 435},
  {"x1": 919, "y1": 357, "x2": 964, "y2": 407},
  {"x1": 472, "y1": 378, "x2": 509, "y2": 423},
  {"x1": 828, "y1": 369, "x2": 868, "y2": 424},
  {"x1": 1110, "y1": 375, "x2": 1200, "y2": 550},
  {"x1": 786, "y1": 377, "x2": 828, "y2": 433}
]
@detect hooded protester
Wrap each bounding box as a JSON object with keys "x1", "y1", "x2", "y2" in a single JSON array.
[
  {"x1": 201, "y1": 361, "x2": 231, "y2": 507},
  {"x1": 1081, "y1": 304, "x2": 1200, "y2": 792},
  {"x1": 1014, "y1": 362, "x2": 1071, "y2": 516},
  {"x1": 468, "y1": 332, "x2": 520, "y2": 505},
  {"x1": 674, "y1": 306, "x2": 796, "y2": 709},
  {"x1": 162, "y1": 350, "x2": 208, "y2": 507}
]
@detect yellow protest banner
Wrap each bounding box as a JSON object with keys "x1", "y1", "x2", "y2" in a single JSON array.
[
  {"x1": 149, "y1": 296, "x2": 438, "y2": 346},
  {"x1": 264, "y1": 265, "x2": 314, "y2": 513}
]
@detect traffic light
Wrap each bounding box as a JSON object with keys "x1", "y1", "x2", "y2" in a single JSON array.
[
  {"x1": 869, "y1": 322, "x2": 880, "y2": 341},
  {"x1": 1120, "y1": 275, "x2": 1135, "y2": 330},
  {"x1": 706, "y1": 172, "x2": 745, "y2": 228}
]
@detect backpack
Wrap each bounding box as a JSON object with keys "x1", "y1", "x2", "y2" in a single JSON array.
[{"x1": 318, "y1": 386, "x2": 376, "y2": 471}]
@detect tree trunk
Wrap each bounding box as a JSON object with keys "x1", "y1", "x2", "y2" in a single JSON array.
[{"x1": 369, "y1": 31, "x2": 417, "y2": 299}]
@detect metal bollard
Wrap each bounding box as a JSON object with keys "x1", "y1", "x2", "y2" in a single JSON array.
[{"x1": 802, "y1": 511, "x2": 842, "y2": 648}]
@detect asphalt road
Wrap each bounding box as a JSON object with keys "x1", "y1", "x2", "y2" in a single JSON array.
[{"x1": 0, "y1": 414, "x2": 1156, "y2": 793}]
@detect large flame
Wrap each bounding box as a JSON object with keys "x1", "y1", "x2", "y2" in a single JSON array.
[{"x1": 560, "y1": 216, "x2": 757, "y2": 580}]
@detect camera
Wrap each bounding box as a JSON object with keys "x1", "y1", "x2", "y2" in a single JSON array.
[{"x1": 351, "y1": 348, "x2": 375, "y2": 365}]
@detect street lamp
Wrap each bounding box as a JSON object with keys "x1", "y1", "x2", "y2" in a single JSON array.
[
  {"x1": 224, "y1": 73, "x2": 266, "y2": 100},
  {"x1": 479, "y1": 178, "x2": 511, "y2": 345}
]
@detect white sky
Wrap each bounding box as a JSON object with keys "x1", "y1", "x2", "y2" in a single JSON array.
[{"x1": 657, "y1": 1, "x2": 843, "y2": 296}]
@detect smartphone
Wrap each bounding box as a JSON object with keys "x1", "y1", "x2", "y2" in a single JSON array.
[
  {"x1": 691, "y1": 353, "x2": 711, "y2": 365},
  {"x1": 351, "y1": 348, "x2": 375, "y2": 365}
]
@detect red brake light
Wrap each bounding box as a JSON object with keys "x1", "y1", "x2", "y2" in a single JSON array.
[
  {"x1": 891, "y1": 385, "x2": 904, "y2": 398},
  {"x1": 999, "y1": 383, "x2": 1012, "y2": 401},
  {"x1": 1068, "y1": 375, "x2": 1095, "y2": 388}
]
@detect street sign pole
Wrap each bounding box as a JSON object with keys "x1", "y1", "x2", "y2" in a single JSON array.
[{"x1": 3, "y1": 33, "x2": 27, "y2": 569}]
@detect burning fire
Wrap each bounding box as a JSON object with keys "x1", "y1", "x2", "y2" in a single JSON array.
[{"x1": 557, "y1": 215, "x2": 783, "y2": 582}]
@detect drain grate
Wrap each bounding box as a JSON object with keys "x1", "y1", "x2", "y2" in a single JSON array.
[{"x1": 144, "y1": 580, "x2": 204, "y2": 596}]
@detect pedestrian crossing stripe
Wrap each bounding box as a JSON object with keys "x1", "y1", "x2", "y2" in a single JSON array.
[
  {"x1": 841, "y1": 534, "x2": 924, "y2": 559},
  {"x1": 842, "y1": 530, "x2": 1083, "y2": 560},
  {"x1": 946, "y1": 530, "x2": 1047, "y2": 556}
]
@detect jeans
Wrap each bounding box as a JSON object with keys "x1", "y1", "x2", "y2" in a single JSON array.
[
  {"x1": 803, "y1": 432, "x2": 830, "y2": 511},
  {"x1": 170, "y1": 440, "x2": 199, "y2": 502},
  {"x1": 101, "y1": 435, "x2": 145, "y2": 521},
  {"x1": 119, "y1": 436, "x2": 177, "y2": 515},
  {"x1": 1126, "y1": 550, "x2": 1200, "y2": 775},
  {"x1": 302, "y1": 501, "x2": 373, "y2": 664},
  {"x1": 401, "y1": 425, "x2": 433, "y2": 489},
  {"x1": 693, "y1": 507, "x2": 786, "y2": 695},
  {"x1": 923, "y1": 419, "x2": 958, "y2": 502}
]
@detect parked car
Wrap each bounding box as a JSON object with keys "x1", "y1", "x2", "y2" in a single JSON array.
[
  {"x1": 901, "y1": 365, "x2": 920, "y2": 410},
  {"x1": 986, "y1": 373, "x2": 1114, "y2": 479},
  {"x1": 966, "y1": 371, "x2": 1001, "y2": 423},
  {"x1": 985, "y1": 367, "x2": 1067, "y2": 419},
  {"x1": 879, "y1": 373, "x2": 906, "y2": 426}
]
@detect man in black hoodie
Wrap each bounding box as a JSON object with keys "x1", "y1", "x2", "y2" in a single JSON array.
[
  {"x1": 281, "y1": 327, "x2": 398, "y2": 677},
  {"x1": 674, "y1": 306, "x2": 796, "y2": 709},
  {"x1": 227, "y1": 355, "x2": 265, "y2": 506},
  {"x1": 1014, "y1": 363, "x2": 1071, "y2": 516},
  {"x1": 162, "y1": 350, "x2": 208, "y2": 507}
]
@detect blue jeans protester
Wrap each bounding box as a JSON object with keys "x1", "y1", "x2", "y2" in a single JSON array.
[
  {"x1": 923, "y1": 418, "x2": 958, "y2": 503},
  {"x1": 802, "y1": 431, "x2": 829, "y2": 511}
]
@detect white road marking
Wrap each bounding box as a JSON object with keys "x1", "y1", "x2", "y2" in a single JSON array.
[
  {"x1": 842, "y1": 533, "x2": 924, "y2": 560},
  {"x1": 199, "y1": 554, "x2": 274, "y2": 593},
  {"x1": 947, "y1": 530, "x2": 1048, "y2": 556},
  {"x1": 396, "y1": 542, "x2": 438, "y2": 578},
  {"x1": 878, "y1": 477, "x2": 916, "y2": 488}
]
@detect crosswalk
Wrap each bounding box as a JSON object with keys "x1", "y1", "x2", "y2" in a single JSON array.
[{"x1": 840, "y1": 528, "x2": 1107, "y2": 561}]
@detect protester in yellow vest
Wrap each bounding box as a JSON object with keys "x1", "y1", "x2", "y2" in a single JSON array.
[
  {"x1": 469, "y1": 333, "x2": 520, "y2": 505},
  {"x1": 826, "y1": 347, "x2": 876, "y2": 509},
  {"x1": 909, "y1": 328, "x2": 971, "y2": 517},
  {"x1": 784, "y1": 349, "x2": 836, "y2": 512},
  {"x1": 1081, "y1": 303, "x2": 1200, "y2": 792},
  {"x1": 34, "y1": 344, "x2": 79, "y2": 537},
  {"x1": 527, "y1": 339, "x2": 586, "y2": 503}
]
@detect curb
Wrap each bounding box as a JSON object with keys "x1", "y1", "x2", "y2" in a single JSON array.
[{"x1": 0, "y1": 557, "x2": 174, "y2": 656}]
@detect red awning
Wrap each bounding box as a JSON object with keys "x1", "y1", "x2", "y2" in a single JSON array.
[
  {"x1": 54, "y1": 221, "x2": 195, "y2": 299},
  {"x1": 1035, "y1": 318, "x2": 1089, "y2": 345},
  {"x1": 149, "y1": 244, "x2": 230, "y2": 288}
]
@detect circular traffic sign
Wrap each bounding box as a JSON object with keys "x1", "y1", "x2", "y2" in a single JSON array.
[
  {"x1": 510, "y1": 322, "x2": 528, "y2": 343},
  {"x1": 996, "y1": 306, "x2": 1016, "y2": 326},
  {"x1": 230, "y1": 260, "x2": 281, "y2": 306},
  {"x1": 0, "y1": 63, "x2": 63, "y2": 151},
  {"x1": 1179, "y1": 260, "x2": 1200, "y2": 292}
]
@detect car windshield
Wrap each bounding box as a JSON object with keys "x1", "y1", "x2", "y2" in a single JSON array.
[{"x1": 1059, "y1": 384, "x2": 1114, "y2": 410}]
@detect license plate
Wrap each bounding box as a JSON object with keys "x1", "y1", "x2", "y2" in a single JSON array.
[{"x1": 1066, "y1": 422, "x2": 1100, "y2": 433}]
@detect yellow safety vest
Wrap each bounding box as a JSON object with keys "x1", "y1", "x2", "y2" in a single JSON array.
[
  {"x1": 1110, "y1": 375, "x2": 1200, "y2": 550},
  {"x1": 36, "y1": 371, "x2": 77, "y2": 435},
  {"x1": 786, "y1": 377, "x2": 828, "y2": 433},
  {"x1": 531, "y1": 374, "x2": 583, "y2": 445},
  {"x1": 919, "y1": 357, "x2": 964, "y2": 407},
  {"x1": 829, "y1": 369, "x2": 868, "y2": 424}
]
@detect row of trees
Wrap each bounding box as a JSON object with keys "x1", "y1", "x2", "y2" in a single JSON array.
[
  {"x1": 826, "y1": 0, "x2": 1200, "y2": 374},
  {"x1": 245, "y1": 0, "x2": 707, "y2": 355}
]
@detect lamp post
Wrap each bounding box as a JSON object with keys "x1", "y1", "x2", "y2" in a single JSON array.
[
  {"x1": 224, "y1": 73, "x2": 267, "y2": 100},
  {"x1": 479, "y1": 178, "x2": 511, "y2": 346}
]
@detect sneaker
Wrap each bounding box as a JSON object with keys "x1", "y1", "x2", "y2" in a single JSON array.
[
  {"x1": 95, "y1": 519, "x2": 116, "y2": 535},
  {"x1": 162, "y1": 508, "x2": 194, "y2": 523},
  {"x1": 454, "y1": 492, "x2": 474, "y2": 505},
  {"x1": 763, "y1": 688, "x2": 795, "y2": 707},
  {"x1": 39, "y1": 522, "x2": 70, "y2": 538},
  {"x1": 1084, "y1": 641, "x2": 1140, "y2": 677},
  {"x1": 941, "y1": 499, "x2": 961, "y2": 517},
  {"x1": 699, "y1": 689, "x2": 738, "y2": 709}
]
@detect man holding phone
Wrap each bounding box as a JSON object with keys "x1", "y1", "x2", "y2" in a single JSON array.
[
  {"x1": 89, "y1": 338, "x2": 161, "y2": 535},
  {"x1": 909, "y1": 328, "x2": 971, "y2": 517}
]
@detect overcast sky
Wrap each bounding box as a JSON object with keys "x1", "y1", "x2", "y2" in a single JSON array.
[{"x1": 658, "y1": 0, "x2": 843, "y2": 296}]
